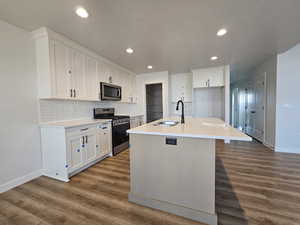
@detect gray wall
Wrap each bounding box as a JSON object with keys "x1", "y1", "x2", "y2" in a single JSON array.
[{"x1": 0, "y1": 20, "x2": 42, "y2": 191}]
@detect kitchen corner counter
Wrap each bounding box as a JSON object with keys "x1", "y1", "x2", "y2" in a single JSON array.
[
  {"x1": 40, "y1": 119, "x2": 112, "y2": 129},
  {"x1": 127, "y1": 117, "x2": 251, "y2": 141}
]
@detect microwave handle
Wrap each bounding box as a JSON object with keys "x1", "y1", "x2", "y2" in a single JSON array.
[{"x1": 117, "y1": 89, "x2": 121, "y2": 97}]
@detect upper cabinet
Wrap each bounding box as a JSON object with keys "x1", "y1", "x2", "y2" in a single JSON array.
[
  {"x1": 171, "y1": 73, "x2": 193, "y2": 103},
  {"x1": 192, "y1": 66, "x2": 225, "y2": 89},
  {"x1": 33, "y1": 27, "x2": 137, "y2": 103}
]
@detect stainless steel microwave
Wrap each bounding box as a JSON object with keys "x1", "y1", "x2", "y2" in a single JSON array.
[{"x1": 100, "y1": 82, "x2": 122, "y2": 101}]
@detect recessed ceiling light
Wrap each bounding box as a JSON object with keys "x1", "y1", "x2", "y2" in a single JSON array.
[
  {"x1": 211, "y1": 56, "x2": 218, "y2": 61},
  {"x1": 147, "y1": 65, "x2": 153, "y2": 69},
  {"x1": 217, "y1": 28, "x2": 227, "y2": 36},
  {"x1": 126, "y1": 48, "x2": 134, "y2": 54},
  {"x1": 76, "y1": 7, "x2": 89, "y2": 18}
]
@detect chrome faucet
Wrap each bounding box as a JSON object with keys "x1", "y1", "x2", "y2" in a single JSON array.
[{"x1": 176, "y1": 100, "x2": 185, "y2": 124}]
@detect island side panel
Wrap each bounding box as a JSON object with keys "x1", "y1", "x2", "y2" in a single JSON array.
[{"x1": 129, "y1": 133, "x2": 216, "y2": 215}]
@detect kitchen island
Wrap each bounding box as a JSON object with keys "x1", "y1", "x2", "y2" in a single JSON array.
[{"x1": 127, "y1": 117, "x2": 251, "y2": 225}]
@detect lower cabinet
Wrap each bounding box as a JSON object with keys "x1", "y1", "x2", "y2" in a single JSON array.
[
  {"x1": 130, "y1": 115, "x2": 144, "y2": 128},
  {"x1": 96, "y1": 123, "x2": 112, "y2": 157},
  {"x1": 41, "y1": 121, "x2": 112, "y2": 182}
]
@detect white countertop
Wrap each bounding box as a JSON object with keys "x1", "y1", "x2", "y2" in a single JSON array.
[
  {"x1": 40, "y1": 119, "x2": 111, "y2": 129},
  {"x1": 127, "y1": 117, "x2": 251, "y2": 141}
]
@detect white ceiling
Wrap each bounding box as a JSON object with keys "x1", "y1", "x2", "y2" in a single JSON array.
[{"x1": 1, "y1": 0, "x2": 300, "y2": 78}]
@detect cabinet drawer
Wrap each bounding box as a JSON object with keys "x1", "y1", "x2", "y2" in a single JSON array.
[{"x1": 66, "y1": 124, "x2": 97, "y2": 137}]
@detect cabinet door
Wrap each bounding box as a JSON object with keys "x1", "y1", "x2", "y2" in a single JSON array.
[
  {"x1": 85, "y1": 132, "x2": 97, "y2": 163},
  {"x1": 85, "y1": 56, "x2": 99, "y2": 100},
  {"x1": 208, "y1": 67, "x2": 224, "y2": 87},
  {"x1": 72, "y1": 50, "x2": 86, "y2": 99},
  {"x1": 98, "y1": 61, "x2": 108, "y2": 83},
  {"x1": 68, "y1": 135, "x2": 84, "y2": 171},
  {"x1": 53, "y1": 41, "x2": 72, "y2": 98},
  {"x1": 99, "y1": 127, "x2": 112, "y2": 155},
  {"x1": 96, "y1": 130, "x2": 106, "y2": 158},
  {"x1": 121, "y1": 72, "x2": 132, "y2": 103},
  {"x1": 193, "y1": 70, "x2": 210, "y2": 88},
  {"x1": 130, "y1": 74, "x2": 137, "y2": 103}
]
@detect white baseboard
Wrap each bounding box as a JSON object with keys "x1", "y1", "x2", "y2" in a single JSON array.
[
  {"x1": 275, "y1": 146, "x2": 300, "y2": 154},
  {"x1": 0, "y1": 170, "x2": 42, "y2": 193}
]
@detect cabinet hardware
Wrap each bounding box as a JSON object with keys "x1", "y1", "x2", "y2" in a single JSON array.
[
  {"x1": 80, "y1": 128, "x2": 89, "y2": 132},
  {"x1": 96, "y1": 145, "x2": 99, "y2": 148},
  {"x1": 70, "y1": 89, "x2": 73, "y2": 97},
  {"x1": 68, "y1": 70, "x2": 72, "y2": 74},
  {"x1": 74, "y1": 89, "x2": 76, "y2": 98},
  {"x1": 166, "y1": 137, "x2": 177, "y2": 145},
  {"x1": 206, "y1": 81, "x2": 208, "y2": 87},
  {"x1": 77, "y1": 149, "x2": 80, "y2": 152},
  {"x1": 208, "y1": 79, "x2": 210, "y2": 87},
  {"x1": 86, "y1": 136, "x2": 88, "y2": 143},
  {"x1": 82, "y1": 136, "x2": 85, "y2": 146}
]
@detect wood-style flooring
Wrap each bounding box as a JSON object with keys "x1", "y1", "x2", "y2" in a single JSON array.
[{"x1": 1, "y1": 140, "x2": 300, "y2": 225}]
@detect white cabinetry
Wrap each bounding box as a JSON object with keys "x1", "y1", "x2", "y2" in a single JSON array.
[
  {"x1": 130, "y1": 115, "x2": 144, "y2": 128},
  {"x1": 51, "y1": 40, "x2": 72, "y2": 99},
  {"x1": 33, "y1": 27, "x2": 136, "y2": 103},
  {"x1": 96, "y1": 123, "x2": 112, "y2": 156},
  {"x1": 171, "y1": 73, "x2": 193, "y2": 103},
  {"x1": 41, "y1": 121, "x2": 112, "y2": 182},
  {"x1": 193, "y1": 66, "x2": 224, "y2": 88},
  {"x1": 85, "y1": 56, "x2": 99, "y2": 100}
]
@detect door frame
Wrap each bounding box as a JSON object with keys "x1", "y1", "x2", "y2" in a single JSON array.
[{"x1": 145, "y1": 82, "x2": 163, "y2": 123}]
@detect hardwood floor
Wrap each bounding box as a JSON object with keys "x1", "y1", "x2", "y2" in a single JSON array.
[{"x1": 1, "y1": 140, "x2": 300, "y2": 225}]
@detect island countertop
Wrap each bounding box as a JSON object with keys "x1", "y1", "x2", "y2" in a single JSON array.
[{"x1": 127, "y1": 117, "x2": 251, "y2": 141}]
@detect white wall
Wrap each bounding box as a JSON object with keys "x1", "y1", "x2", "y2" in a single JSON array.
[
  {"x1": 0, "y1": 20, "x2": 42, "y2": 192},
  {"x1": 136, "y1": 71, "x2": 169, "y2": 122},
  {"x1": 276, "y1": 44, "x2": 300, "y2": 153}
]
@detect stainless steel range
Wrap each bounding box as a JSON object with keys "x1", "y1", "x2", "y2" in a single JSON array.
[{"x1": 94, "y1": 108, "x2": 130, "y2": 156}]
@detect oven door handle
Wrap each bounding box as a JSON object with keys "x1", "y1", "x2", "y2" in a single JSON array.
[{"x1": 114, "y1": 122, "x2": 130, "y2": 126}]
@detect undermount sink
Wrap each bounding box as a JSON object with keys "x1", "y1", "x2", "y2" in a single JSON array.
[{"x1": 154, "y1": 120, "x2": 179, "y2": 127}]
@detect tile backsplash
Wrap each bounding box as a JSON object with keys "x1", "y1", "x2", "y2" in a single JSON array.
[{"x1": 39, "y1": 100, "x2": 140, "y2": 123}]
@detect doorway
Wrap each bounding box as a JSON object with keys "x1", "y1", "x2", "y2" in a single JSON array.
[
  {"x1": 245, "y1": 75, "x2": 266, "y2": 142},
  {"x1": 146, "y1": 83, "x2": 163, "y2": 123},
  {"x1": 231, "y1": 73, "x2": 266, "y2": 143}
]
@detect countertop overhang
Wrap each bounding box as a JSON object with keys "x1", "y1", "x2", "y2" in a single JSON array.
[{"x1": 127, "y1": 117, "x2": 251, "y2": 141}]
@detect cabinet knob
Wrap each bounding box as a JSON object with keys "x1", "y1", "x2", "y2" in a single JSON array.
[
  {"x1": 77, "y1": 149, "x2": 80, "y2": 152},
  {"x1": 68, "y1": 70, "x2": 72, "y2": 74}
]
